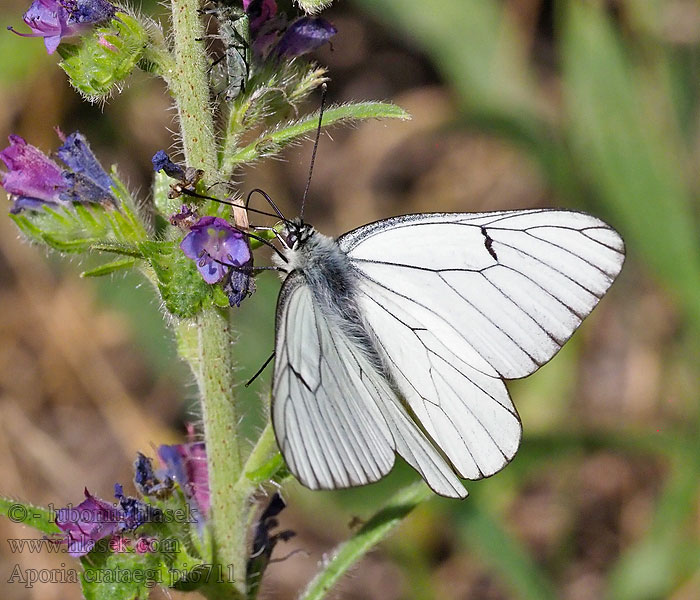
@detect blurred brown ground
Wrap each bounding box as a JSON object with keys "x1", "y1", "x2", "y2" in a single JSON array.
[{"x1": 0, "y1": 1, "x2": 695, "y2": 599}]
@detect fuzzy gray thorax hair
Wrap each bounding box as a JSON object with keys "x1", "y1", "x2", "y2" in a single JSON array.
[{"x1": 275, "y1": 224, "x2": 387, "y2": 374}]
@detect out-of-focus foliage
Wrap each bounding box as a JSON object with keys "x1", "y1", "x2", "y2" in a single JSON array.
[
  {"x1": 1, "y1": 0, "x2": 699, "y2": 598},
  {"x1": 346, "y1": 1, "x2": 700, "y2": 599}
]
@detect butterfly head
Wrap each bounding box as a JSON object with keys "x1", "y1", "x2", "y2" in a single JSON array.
[{"x1": 282, "y1": 218, "x2": 315, "y2": 250}]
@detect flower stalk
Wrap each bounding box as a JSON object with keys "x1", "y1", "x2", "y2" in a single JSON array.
[
  {"x1": 0, "y1": 0, "x2": 426, "y2": 596},
  {"x1": 169, "y1": 0, "x2": 217, "y2": 174},
  {"x1": 168, "y1": 0, "x2": 248, "y2": 595},
  {"x1": 175, "y1": 310, "x2": 247, "y2": 598}
]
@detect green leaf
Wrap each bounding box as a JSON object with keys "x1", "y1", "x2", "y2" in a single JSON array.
[
  {"x1": 561, "y1": 1, "x2": 700, "y2": 333},
  {"x1": 0, "y1": 497, "x2": 60, "y2": 535},
  {"x1": 226, "y1": 102, "x2": 410, "y2": 167},
  {"x1": 81, "y1": 258, "x2": 138, "y2": 277},
  {"x1": 58, "y1": 13, "x2": 148, "y2": 101},
  {"x1": 153, "y1": 170, "x2": 179, "y2": 217},
  {"x1": 10, "y1": 185, "x2": 149, "y2": 257},
  {"x1": 245, "y1": 453, "x2": 284, "y2": 485},
  {"x1": 299, "y1": 482, "x2": 431, "y2": 600},
  {"x1": 222, "y1": 62, "x2": 328, "y2": 171},
  {"x1": 141, "y1": 240, "x2": 215, "y2": 318},
  {"x1": 90, "y1": 241, "x2": 145, "y2": 258}
]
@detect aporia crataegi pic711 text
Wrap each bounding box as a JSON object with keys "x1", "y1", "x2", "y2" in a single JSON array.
[{"x1": 268, "y1": 208, "x2": 625, "y2": 498}]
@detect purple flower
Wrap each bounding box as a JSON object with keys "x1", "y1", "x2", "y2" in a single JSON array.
[
  {"x1": 54, "y1": 484, "x2": 155, "y2": 557},
  {"x1": 180, "y1": 216, "x2": 252, "y2": 284},
  {"x1": 243, "y1": 0, "x2": 277, "y2": 37},
  {"x1": 8, "y1": 0, "x2": 116, "y2": 55},
  {"x1": 272, "y1": 17, "x2": 337, "y2": 59},
  {"x1": 114, "y1": 483, "x2": 155, "y2": 531},
  {"x1": 152, "y1": 150, "x2": 185, "y2": 181},
  {"x1": 0, "y1": 135, "x2": 69, "y2": 213},
  {"x1": 0, "y1": 132, "x2": 116, "y2": 213},
  {"x1": 55, "y1": 488, "x2": 122, "y2": 557},
  {"x1": 134, "y1": 452, "x2": 173, "y2": 497},
  {"x1": 57, "y1": 131, "x2": 115, "y2": 201},
  {"x1": 243, "y1": 0, "x2": 335, "y2": 61},
  {"x1": 158, "y1": 441, "x2": 210, "y2": 521}
]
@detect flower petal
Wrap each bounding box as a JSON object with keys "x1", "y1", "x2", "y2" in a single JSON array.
[
  {"x1": 180, "y1": 216, "x2": 252, "y2": 284},
  {"x1": 11, "y1": 0, "x2": 115, "y2": 54},
  {"x1": 273, "y1": 16, "x2": 336, "y2": 58},
  {"x1": 56, "y1": 131, "x2": 115, "y2": 200},
  {"x1": 0, "y1": 135, "x2": 69, "y2": 211},
  {"x1": 245, "y1": 0, "x2": 278, "y2": 35},
  {"x1": 55, "y1": 488, "x2": 122, "y2": 557},
  {"x1": 158, "y1": 441, "x2": 210, "y2": 519},
  {"x1": 152, "y1": 150, "x2": 185, "y2": 180}
]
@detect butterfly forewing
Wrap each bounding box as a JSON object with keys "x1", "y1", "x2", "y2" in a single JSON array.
[
  {"x1": 340, "y1": 210, "x2": 625, "y2": 379},
  {"x1": 337, "y1": 209, "x2": 624, "y2": 482}
]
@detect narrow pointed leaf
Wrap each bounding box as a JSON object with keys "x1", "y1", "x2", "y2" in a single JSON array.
[
  {"x1": 81, "y1": 258, "x2": 138, "y2": 277},
  {"x1": 0, "y1": 497, "x2": 60, "y2": 535},
  {"x1": 299, "y1": 482, "x2": 431, "y2": 600},
  {"x1": 227, "y1": 102, "x2": 410, "y2": 167}
]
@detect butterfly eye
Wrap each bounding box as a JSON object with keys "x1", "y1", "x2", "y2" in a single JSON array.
[{"x1": 284, "y1": 230, "x2": 298, "y2": 249}]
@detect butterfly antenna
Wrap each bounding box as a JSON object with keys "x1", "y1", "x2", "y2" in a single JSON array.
[
  {"x1": 178, "y1": 187, "x2": 291, "y2": 223},
  {"x1": 246, "y1": 188, "x2": 291, "y2": 224},
  {"x1": 300, "y1": 83, "x2": 328, "y2": 221},
  {"x1": 245, "y1": 351, "x2": 275, "y2": 387}
]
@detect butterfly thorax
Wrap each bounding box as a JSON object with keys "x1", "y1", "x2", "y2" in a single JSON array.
[
  {"x1": 277, "y1": 221, "x2": 387, "y2": 374},
  {"x1": 279, "y1": 223, "x2": 357, "y2": 309}
]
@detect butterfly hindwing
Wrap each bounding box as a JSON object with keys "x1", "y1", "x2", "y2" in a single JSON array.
[
  {"x1": 272, "y1": 272, "x2": 468, "y2": 497},
  {"x1": 355, "y1": 278, "x2": 522, "y2": 480},
  {"x1": 272, "y1": 272, "x2": 396, "y2": 489}
]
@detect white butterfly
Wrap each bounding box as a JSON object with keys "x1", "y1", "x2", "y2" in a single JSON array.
[{"x1": 269, "y1": 208, "x2": 625, "y2": 498}]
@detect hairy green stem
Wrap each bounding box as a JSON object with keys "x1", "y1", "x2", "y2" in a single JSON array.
[
  {"x1": 221, "y1": 94, "x2": 255, "y2": 175},
  {"x1": 176, "y1": 311, "x2": 248, "y2": 598},
  {"x1": 142, "y1": 19, "x2": 176, "y2": 86},
  {"x1": 168, "y1": 0, "x2": 250, "y2": 595},
  {"x1": 169, "y1": 0, "x2": 217, "y2": 173}
]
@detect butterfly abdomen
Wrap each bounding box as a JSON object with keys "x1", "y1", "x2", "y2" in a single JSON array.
[{"x1": 284, "y1": 229, "x2": 387, "y2": 374}]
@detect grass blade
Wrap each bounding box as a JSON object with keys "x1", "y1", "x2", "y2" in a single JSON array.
[{"x1": 299, "y1": 482, "x2": 431, "y2": 600}]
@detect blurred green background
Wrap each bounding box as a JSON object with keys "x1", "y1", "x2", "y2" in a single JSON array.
[{"x1": 0, "y1": 0, "x2": 699, "y2": 599}]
